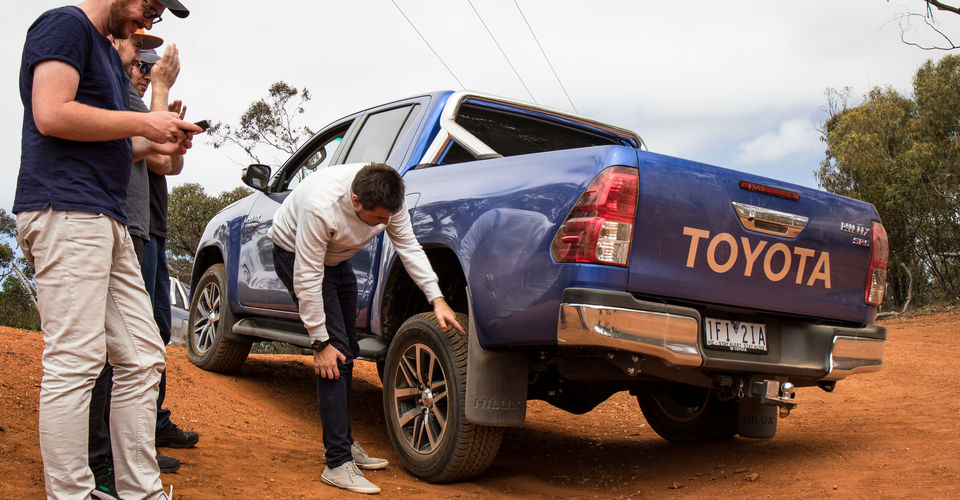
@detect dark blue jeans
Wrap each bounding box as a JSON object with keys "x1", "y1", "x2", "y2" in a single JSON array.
[
  {"x1": 88, "y1": 363, "x2": 114, "y2": 488},
  {"x1": 142, "y1": 234, "x2": 173, "y2": 432},
  {"x1": 273, "y1": 243, "x2": 358, "y2": 468}
]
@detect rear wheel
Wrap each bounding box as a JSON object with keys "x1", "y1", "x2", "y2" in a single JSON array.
[
  {"x1": 187, "y1": 264, "x2": 251, "y2": 373},
  {"x1": 382, "y1": 312, "x2": 503, "y2": 482},
  {"x1": 637, "y1": 383, "x2": 737, "y2": 443}
]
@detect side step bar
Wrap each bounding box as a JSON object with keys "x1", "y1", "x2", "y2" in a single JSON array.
[{"x1": 232, "y1": 318, "x2": 388, "y2": 360}]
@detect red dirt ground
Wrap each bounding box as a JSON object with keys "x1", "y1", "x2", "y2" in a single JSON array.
[{"x1": 1, "y1": 309, "x2": 959, "y2": 498}]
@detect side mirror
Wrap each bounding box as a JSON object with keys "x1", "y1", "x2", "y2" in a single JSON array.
[{"x1": 242, "y1": 164, "x2": 271, "y2": 191}]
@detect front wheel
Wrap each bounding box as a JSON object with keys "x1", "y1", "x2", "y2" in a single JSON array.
[
  {"x1": 187, "y1": 263, "x2": 251, "y2": 373},
  {"x1": 636, "y1": 383, "x2": 737, "y2": 443},
  {"x1": 382, "y1": 312, "x2": 503, "y2": 483}
]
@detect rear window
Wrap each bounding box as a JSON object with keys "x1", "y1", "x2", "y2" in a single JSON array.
[{"x1": 441, "y1": 101, "x2": 624, "y2": 164}]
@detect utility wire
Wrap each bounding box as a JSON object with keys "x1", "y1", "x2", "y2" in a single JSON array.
[
  {"x1": 466, "y1": 0, "x2": 538, "y2": 104},
  {"x1": 390, "y1": 0, "x2": 465, "y2": 89},
  {"x1": 513, "y1": 0, "x2": 579, "y2": 114}
]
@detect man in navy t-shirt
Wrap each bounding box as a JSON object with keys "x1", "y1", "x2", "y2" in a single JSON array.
[{"x1": 14, "y1": 1, "x2": 197, "y2": 498}]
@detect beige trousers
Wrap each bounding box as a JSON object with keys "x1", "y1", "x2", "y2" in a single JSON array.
[{"x1": 17, "y1": 208, "x2": 166, "y2": 500}]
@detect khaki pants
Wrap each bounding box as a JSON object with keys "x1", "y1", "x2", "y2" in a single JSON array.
[{"x1": 17, "y1": 208, "x2": 166, "y2": 500}]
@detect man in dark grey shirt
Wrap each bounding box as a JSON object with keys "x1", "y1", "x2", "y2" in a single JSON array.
[
  {"x1": 124, "y1": 30, "x2": 162, "y2": 260},
  {"x1": 135, "y1": 43, "x2": 202, "y2": 466}
]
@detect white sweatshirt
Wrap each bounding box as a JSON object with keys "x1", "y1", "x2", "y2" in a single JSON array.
[{"x1": 267, "y1": 163, "x2": 442, "y2": 342}]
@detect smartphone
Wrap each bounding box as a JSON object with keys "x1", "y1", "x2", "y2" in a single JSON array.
[{"x1": 193, "y1": 119, "x2": 211, "y2": 131}]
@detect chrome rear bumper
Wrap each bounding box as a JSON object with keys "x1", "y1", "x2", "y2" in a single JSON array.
[
  {"x1": 555, "y1": 288, "x2": 886, "y2": 381},
  {"x1": 822, "y1": 335, "x2": 885, "y2": 380},
  {"x1": 557, "y1": 291, "x2": 703, "y2": 368}
]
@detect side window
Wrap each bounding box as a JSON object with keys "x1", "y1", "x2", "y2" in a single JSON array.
[
  {"x1": 344, "y1": 104, "x2": 420, "y2": 165},
  {"x1": 285, "y1": 130, "x2": 347, "y2": 191},
  {"x1": 437, "y1": 141, "x2": 475, "y2": 166}
]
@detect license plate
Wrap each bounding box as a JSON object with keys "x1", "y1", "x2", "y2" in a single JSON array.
[{"x1": 704, "y1": 317, "x2": 768, "y2": 353}]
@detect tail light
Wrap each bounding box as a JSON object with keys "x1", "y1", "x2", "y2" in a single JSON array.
[
  {"x1": 865, "y1": 221, "x2": 888, "y2": 306},
  {"x1": 551, "y1": 166, "x2": 638, "y2": 267}
]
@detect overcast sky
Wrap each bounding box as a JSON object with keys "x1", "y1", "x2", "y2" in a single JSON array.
[{"x1": 3, "y1": 0, "x2": 960, "y2": 213}]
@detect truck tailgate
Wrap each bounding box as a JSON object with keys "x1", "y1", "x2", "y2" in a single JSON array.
[{"x1": 626, "y1": 151, "x2": 879, "y2": 325}]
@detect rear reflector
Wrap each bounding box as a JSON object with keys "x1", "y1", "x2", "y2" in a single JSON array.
[
  {"x1": 551, "y1": 166, "x2": 638, "y2": 267},
  {"x1": 865, "y1": 221, "x2": 888, "y2": 306}
]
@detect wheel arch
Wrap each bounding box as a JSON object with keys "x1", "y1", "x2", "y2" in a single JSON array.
[
  {"x1": 379, "y1": 245, "x2": 467, "y2": 341},
  {"x1": 190, "y1": 244, "x2": 225, "y2": 296}
]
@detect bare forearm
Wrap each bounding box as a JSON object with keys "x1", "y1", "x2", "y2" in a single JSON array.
[
  {"x1": 36, "y1": 100, "x2": 149, "y2": 142},
  {"x1": 31, "y1": 59, "x2": 197, "y2": 146},
  {"x1": 132, "y1": 137, "x2": 159, "y2": 161},
  {"x1": 150, "y1": 85, "x2": 171, "y2": 112},
  {"x1": 133, "y1": 136, "x2": 188, "y2": 160},
  {"x1": 168, "y1": 154, "x2": 184, "y2": 175},
  {"x1": 146, "y1": 153, "x2": 183, "y2": 175},
  {"x1": 32, "y1": 61, "x2": 147, "y2": 141}
]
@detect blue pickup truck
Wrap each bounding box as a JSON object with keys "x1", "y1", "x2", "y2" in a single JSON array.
[{"x1": 187, "y1": 90, "x2": 888, "y2": 482}]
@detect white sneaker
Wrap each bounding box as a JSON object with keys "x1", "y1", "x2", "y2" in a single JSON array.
[
  {"x1": 321, "y1": 461, "x2": 380, "y2": 494},
  {"x1": 352, "y1": 441, "x2": 389, "y2": 470}
]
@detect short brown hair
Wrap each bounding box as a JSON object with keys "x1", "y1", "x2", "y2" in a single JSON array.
[{"x1": 351, "y1": 163, "x2": 405, "y2": 213}]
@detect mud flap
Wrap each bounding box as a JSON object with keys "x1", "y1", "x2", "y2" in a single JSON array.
[
  {"x1": 465, "y1": 290, "x2": 527, "y2": 426},
  {"x1": 738, "y1": 397, "x2": 778, "y2": 439}
]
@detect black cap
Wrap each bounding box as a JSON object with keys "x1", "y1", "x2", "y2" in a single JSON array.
[{"x1": 157, "y1": 0, "x2": 189, "y2": 18}]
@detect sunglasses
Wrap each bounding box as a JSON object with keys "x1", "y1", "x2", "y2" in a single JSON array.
[{"x1": 142, "y1": 0, "x2": 163, "y2": 24}]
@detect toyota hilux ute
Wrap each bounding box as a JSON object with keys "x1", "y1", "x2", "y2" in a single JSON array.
[{"x1": 187, "y1": 90, "x2": 888, "y2": 482}]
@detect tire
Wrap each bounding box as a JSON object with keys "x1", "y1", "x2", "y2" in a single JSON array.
[
  {"x1": 636, "y1": 383, "x2": 737, "y2": 444},
  {"x1": 187, "y1": 263, "x2": 251, "y2": 373},
  {"x1": 382, "y1": 312, "x2": 503, "y2": 483}
]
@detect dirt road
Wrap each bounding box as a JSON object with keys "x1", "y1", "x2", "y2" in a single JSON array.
[{"x1": 1, "y1": 309, "x2": 958, "y2": 498}]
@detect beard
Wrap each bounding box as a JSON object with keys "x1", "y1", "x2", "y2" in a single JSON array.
[{"x1": 106, "y1": 0, "x2": 138, "y2": 39}]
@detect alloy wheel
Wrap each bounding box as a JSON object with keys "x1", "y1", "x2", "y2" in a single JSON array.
[
  {"x1": 192, "y1": 281, "x2": 221, "y2": 355},
  {"x1": 392, "y1": 342, "x2": 449, "y2": 455}
]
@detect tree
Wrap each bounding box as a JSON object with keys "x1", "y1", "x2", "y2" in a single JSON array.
[
  {"x1": 208, "y1": 81, "x2": 314, "y2": 165},
  {"x1": 167, "y1": 255, "x2": 194, "y2": 285},
  {"x1": 166, "y1": 184, "x2": 252, "y2": 272},
  {"x1": 167, "y1": 183, "x2": 252, "y2": 261},
  {"x1": 0, "y1": 209, "x2": 40, "y2": 330},
  {"x1": 892, "y1": 1, "x2": 960, "y2": 50},
  {"x1": 909, "y1": 56, "x2": 960, "y2": 297},
  {"x1": 174, "y1": 80, "x2": 313, "y2": 278},
  {"x1": 818, "y1": 55, "x2": 960, "y2": 309}
]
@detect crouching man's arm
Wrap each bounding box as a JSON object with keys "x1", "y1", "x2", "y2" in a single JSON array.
[{"x1": 386, "y1": 204, "x2": 466, "y2": 335}]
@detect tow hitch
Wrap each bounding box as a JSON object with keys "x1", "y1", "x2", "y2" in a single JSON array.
[{"x1": 754, "y1": 379, "x2": 798, "y2": 417}]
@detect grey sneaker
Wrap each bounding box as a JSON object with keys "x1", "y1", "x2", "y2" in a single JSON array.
[
  {"x1": 321, "y1": 461, "x2": 380, "y2": 494},
  {"x1": 352, "y1": 441, "x2": 389, "y2": 470}
]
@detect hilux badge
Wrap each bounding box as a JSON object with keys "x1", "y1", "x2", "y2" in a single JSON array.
[
  {"x1": 841, "y1": 222, "x2": 872, "y2": 247},
  {"x1": 840, "y1": 222, "x2": 870, "y2": 236}
]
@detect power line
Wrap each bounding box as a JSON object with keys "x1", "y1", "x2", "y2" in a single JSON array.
[
  {"x1": 466, "y1": 0, "x2": 538, "y2": 104},
  {"x1": 513, "y1": 0, "x2": 579, "y2": 114},
  {"x1": 390, "y1": 0, "x2": 465, "y2": 89}
]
